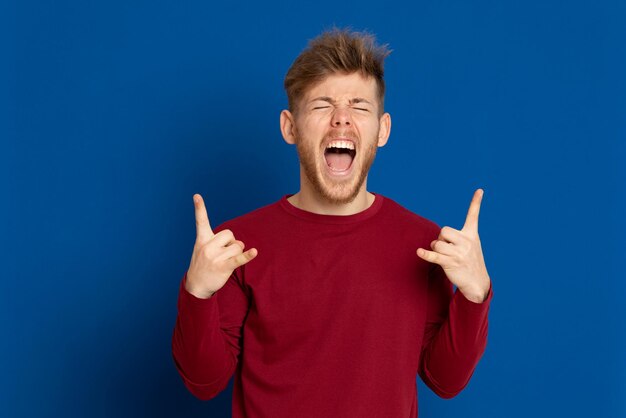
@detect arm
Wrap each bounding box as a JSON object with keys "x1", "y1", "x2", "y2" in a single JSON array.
[
  {"x1": 172, "y1": 268, "x2": 250, "y2": 400},
  {"x1": 417, "y1": 264, "x2": 492, "y2": 398},
  {"x1": 172, "y1": 194, "x2": 256, "y2": 400},
  {"x1": 416, "y1": 188, "x2": 493, "y2": 397}
]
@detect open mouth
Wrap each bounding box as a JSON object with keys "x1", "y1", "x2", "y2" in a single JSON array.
[{"x1": 323, "y1": 141, "x2": 357, "y2": 172}]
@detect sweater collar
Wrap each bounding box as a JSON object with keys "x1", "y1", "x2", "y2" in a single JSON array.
[{"x1": 278, "y1": 192, "x2": 384, "y2": 224}]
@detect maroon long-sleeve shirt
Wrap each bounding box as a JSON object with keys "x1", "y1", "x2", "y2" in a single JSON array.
[{"x1": 172, "y1": 193, "x2": 493, "y2": 417}]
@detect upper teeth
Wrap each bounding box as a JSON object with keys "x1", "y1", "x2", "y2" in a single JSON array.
[{"x1": 326, "y1": 140, "x2": 355, "y2": 150}]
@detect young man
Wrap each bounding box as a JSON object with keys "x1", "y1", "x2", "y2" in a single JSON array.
[{"x1": 172, "y1": 28, "x2": 493, "y2": 417}]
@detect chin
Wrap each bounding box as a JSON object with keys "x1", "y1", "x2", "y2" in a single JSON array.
[
  {"x1": 313, "y1": 167, "x2": 366, "y2": 205},
  {"x1": 318, "y1": 185, "x2": 361, "y2": 205},
  {"x1": 297, "y1": 139, "x2": 377, "y2": 205}
]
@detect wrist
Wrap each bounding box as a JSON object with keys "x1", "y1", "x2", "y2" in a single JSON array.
[
  {"x1": 458, "y1": 279, "x2": 490, "y2": 303},
  {"x1": 184, "y1": 276, "x2": 216, "y2": 299}
]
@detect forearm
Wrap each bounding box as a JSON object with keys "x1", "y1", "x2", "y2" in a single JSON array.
[
  {"x1": 171, "y1": 274, "x2": 237, "y2": 400},
  {"x1": 419, "y1": 283, "x2": 493, "y2": 398}
]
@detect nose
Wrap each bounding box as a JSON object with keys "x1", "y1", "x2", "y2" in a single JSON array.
[{"x1": 330, "y1": 107, "x2": 352, "y2": 127}]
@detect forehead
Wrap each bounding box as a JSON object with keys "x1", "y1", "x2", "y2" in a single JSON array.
[{"x1": 304, "y1": 72, "x2": 378, "y2": 102}]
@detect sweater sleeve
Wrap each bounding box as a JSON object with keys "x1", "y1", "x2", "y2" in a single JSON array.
[
  {"x1": 171, "y1": 268, "x2": 250, "y2": 400},
  {"x1": 417, "y1": 263, "x2": 493, "y2": 399}
]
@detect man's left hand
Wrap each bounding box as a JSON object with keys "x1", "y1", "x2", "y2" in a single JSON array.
[{"x1": 417, "y1": 188, "x2": 491, "y2": 303}]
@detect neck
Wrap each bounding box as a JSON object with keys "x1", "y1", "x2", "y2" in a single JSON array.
[{"x1": 287, "y1": 172, "x2": 375, "y2": 216}]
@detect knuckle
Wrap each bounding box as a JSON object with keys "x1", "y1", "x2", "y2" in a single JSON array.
[
  {"x1": 195, "y1": 241, "x2": 207, "y2": 254},
  {"x1": 233, "y1": 255, "x2": 245, "y2": 267}
]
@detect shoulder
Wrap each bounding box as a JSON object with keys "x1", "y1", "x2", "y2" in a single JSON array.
[
  {"x1": 379, "y1": 194, "x2": 442, "y2": 238},
  {"x1": 212, "y1": 198, "x2": 283, "y2": 237}
]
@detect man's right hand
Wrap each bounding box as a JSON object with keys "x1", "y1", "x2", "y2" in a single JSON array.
[{"x1": 185, "y1": 194, "x2": 258, "y2": 299}]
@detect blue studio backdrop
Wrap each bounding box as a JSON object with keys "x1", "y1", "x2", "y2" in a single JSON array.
[{"x1": 2, "y1": 1, "x2": 625, "y2": 417}]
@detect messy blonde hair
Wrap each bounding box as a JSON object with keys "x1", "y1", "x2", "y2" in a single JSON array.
[{"x1": 284, "y1": 28, "x2": 391, "y2": 115}]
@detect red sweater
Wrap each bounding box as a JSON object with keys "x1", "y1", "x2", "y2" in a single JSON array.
[{"x1": 172, "y1": 193, "x2": 493, "y2": 417}]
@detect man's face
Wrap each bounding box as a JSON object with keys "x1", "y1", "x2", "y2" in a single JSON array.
[{"x1": 282, "y1": 72, "x2": 391, "y2": 205}]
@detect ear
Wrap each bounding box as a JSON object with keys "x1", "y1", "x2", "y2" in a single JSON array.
[
  {"x1": 377, "y1": 112, "x2": 391, "y2": 147},
  {"x1": 280, "y1": 110, "x2": 297, "y2": 145}
]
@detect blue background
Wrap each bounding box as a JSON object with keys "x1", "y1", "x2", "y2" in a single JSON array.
[{"x1": 2, "y1": 0, "x2": 625, "y2": 417}]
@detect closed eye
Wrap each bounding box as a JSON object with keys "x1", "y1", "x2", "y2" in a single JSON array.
[
  {"x1": 353, "y1": 107, "x2": 369, "y2": 112},
  {"x1": 313, "y1": 106, "x2": 330, "y2": 110}
]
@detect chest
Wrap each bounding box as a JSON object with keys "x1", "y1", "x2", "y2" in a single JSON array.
[{"x1": 242, "y1": 230, "x2": 431, "y2": 348}]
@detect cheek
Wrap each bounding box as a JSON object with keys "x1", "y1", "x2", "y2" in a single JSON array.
[
  {"x1": 359, "y1": 120, "x2": 381, "y2": 139},
  {"x1": 299, "y1": 120, "x2": 326, "y2": 140},
  {"x1": 351, "y1": 112, "x2": 378, "y2": 127}
]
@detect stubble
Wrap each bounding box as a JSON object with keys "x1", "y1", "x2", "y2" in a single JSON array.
[{"x1": 295, "y1": 132, "x2": 378, "y2": 205}]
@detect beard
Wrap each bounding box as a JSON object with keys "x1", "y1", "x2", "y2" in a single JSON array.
[{"x1": 294, "y1": 130, "x2": 379, "y2": 205}]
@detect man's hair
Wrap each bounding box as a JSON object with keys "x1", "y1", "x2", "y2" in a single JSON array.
[{"x1": 284, "y1": 28, "x2": 391, "y2": 115}]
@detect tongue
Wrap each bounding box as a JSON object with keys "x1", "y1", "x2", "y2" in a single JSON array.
[{"x1": 325, "y1": 152, "x2": 353, "y2": 171}]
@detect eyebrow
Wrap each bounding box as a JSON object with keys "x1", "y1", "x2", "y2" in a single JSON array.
[{"x1": 309, "y1": 96, "x2": 373, "y2": 106}]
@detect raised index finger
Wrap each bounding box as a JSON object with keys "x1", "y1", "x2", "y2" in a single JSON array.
[
  {"x1": 462, "y1": 188, "x2": 483, "y2": 233},
  {"x1": 193, "y1": 194, "x2": 214, "y2": 239}
]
